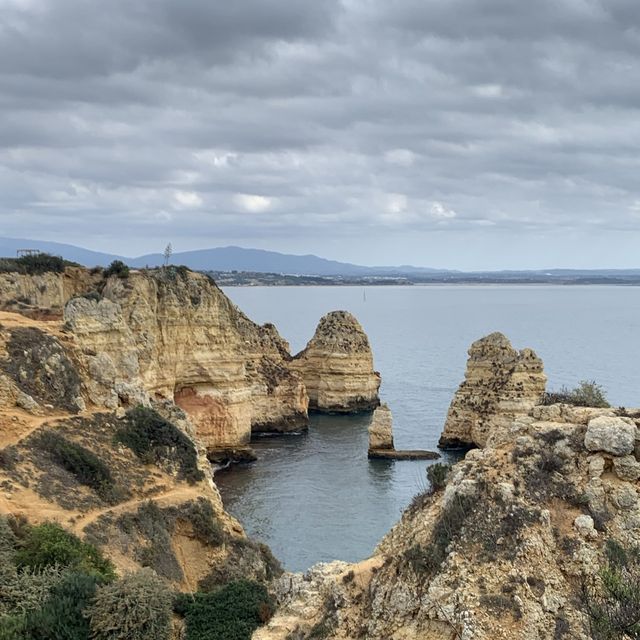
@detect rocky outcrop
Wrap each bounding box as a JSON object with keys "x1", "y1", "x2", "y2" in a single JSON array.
[
  {"x1": 63, "y1": 269, "x2": 309, "y2": 452},
  {"x1": 438, "y1": 332, "x2": 546, "y2": 449},
  {"x1": 368, "y1": 403, "x2": 439, "y2": 460},
  {"x1": 260, "y1": 397, "x2": 640, "y2": 640},
  {"x1": 0, "y1": 267, "x2": 97, "y2": 315},
  {"x1": 291, "y1": 311, "x2": 380, "y2": 413}
]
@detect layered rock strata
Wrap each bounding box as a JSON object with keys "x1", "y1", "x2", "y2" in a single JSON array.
[
  {"x1": 291, "y1": 311, "x2": 380, "y2": 413},
  {"x1": 368, "y1": 403, "x2": 439, "y2": 460},
  {"x1": 438, "y1": 331, "x2": 546, "y2": 449},
  {"x1": 63, "y1": 269, "x2": 309, "y2": 452}
]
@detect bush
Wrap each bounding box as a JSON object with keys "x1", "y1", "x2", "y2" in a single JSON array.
[
  {"x1": 404, "y1": 493, "x2": 472, "y2": 576},
  {"x1": 583, "y1": 539, "x2": 640, "y2": 639},
  {"x1": 0, "y1": 253, "x2": 70, "y2": 275},
  {"x1": 104, "y1": 260, "x2": 130, "y2": 279},
  {"x1": 542, "y1": 380, "x2": 610, "y2": 408},
  {"x1": 427, "y1": 463, "x2": 451, "y2": 492},
  {"x1": 0, "y1": 564, "x2": 68, "y2": 617},
  {"x1": 22, "y1": 572, "x2": 102, "y2": 640},
  {"x1": 116, "y1": 406, "x2": 204, "y2": 484},
  {"x1": 15, "y1": 522, "x2": 115, "y2": 580},
  {"x1": 174, "y1": 498, "x2": 223, "y2": 546},
  {"x1": 35, "y1": 432, "x2": 121, "y2": 503},
  {"x1": 87, "y1": 569, "x2": 173, "y2": 640},
  {"x1": 175, "y1": 580, "x2": 274, "y2": 640}
]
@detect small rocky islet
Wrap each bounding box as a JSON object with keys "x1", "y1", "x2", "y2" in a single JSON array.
[{"x1": 1, "y1": 262, "x2": 639, "y2": 639}]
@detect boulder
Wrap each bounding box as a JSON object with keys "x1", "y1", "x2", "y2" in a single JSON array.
[{"x1": 584, "y1": 416, "x2": 636, "y2": 456}]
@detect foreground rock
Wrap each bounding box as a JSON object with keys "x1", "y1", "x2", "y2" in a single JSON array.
[
  {"x1": 368, "y1": 403, "x2": 439, "y2": 460},
  {"x1": 291, "y1": 311, "x2": 381, "y2": 413},
  {"x1": 438, "y1": 331, "x2": 546, "y2": 449},
  {"x1": 259, "y1": 335, "x2": 640, "y2": 640}
]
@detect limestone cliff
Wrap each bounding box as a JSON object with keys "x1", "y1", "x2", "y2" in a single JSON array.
[
  {"x1": 258, "y1": 405, "x2": 640, "y2": 639},
  {"x1": 291, "y1": 311, "x2": 380, "y2": 413},
  {"x1": 0, "y1": 267, "x2": 97, "y2": 317},
  {"x1": 63, "y1": 268, "x2": 308, "y2": 451},
  {"x1": 438, "y1": 331, "x2": 546, "y2": 449},
  {"x1": 0, "y1": 312, "x2": 280, "y2": 593}
]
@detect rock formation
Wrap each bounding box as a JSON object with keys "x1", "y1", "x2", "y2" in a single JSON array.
[
  {"x1": 259, "y1": 390, "x2": 640, "y2": 639},
  {"x1": 368, "y1": 403, "x2": 395, "y2": 452},
  {"x1": 63, "y1": 268, "x2": 309, "y2": 453},
  {"x1": 291, "y1": 311, "x2": 380, "y2": 413},
  {"x1": 0, "y1": 314, "x2": 280, "y2": 595},
  {"x1": 368, "y1": 403, "x2": 439, "y2": 460},
  {"x1": 438, "y1": 331, "x2": 546, "y2": 449},
  {"x1": 0, "y1": 267, "x2": 98, "y2": 318}
]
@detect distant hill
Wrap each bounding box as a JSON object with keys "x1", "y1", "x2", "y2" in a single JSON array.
[
  {"x1": 0, "y1": 237, "x2": 446, "y2": 276},
  {"x1": 0, "y1": 237, "x2": 638, "y2": 280}
]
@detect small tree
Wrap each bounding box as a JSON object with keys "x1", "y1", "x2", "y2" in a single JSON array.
[{"x1": 163, "y1": 244, "x2": 172, "y2": 268}]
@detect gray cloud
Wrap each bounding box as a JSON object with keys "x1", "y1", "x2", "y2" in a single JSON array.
[{"x1": 1, "y1": 0, "x2": 639, "y2": 269}]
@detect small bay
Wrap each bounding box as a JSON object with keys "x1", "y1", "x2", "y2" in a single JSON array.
[{"x1": 216, "y1": 285, "x2": 640, "y2": 571}]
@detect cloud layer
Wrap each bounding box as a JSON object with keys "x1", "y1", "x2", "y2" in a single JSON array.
[{"x1": 1, "y1": 0, "x2": 640, "y2": 268}]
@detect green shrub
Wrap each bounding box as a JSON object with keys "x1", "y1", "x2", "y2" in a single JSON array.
[
  {"x1": 15, "y1": 522, "x2": 115, "y2": 580},
  {"x1": 176, "y1": 580, "x2": 274, "y2": 640},
  {"x1": 35, "y1": 432, "x2": 122, "y2": 503},
  {"x1": 427, "y1": 463, "x2": 451, "y2": 493},
  {"x1": 0, "y1": 614, "x2": 26, "y2": 640},
  {"x1": 583, "y1": 539, "x2": 640, "y2": 639},
  {"x1": 22, "y1": 572, "x2": 102, "y2": 640},
  {"x1": 0, "y1": 515, "x2": 17, "y2": 561},
  {"x1": 0, "y1": 253, "x2": 70, "y2": 275},
  {"x1": 87, "y1": 569, "x2": 173, "y2": 640},
  {"x1": 0, "y1": 564, "x2": 68, "y2": 617},
  {"x1": 116, "y1": 406, "x2": 204, "y2": 484},
  {"x1": 542, "y1": 380, "x2": 610, "y2": 408},
  {"x1": 174, "y1": 498, "x2": 224, "y2": 546},
  {"x1": 104, "y1": 260, "x2": 130, "y2": 279}
]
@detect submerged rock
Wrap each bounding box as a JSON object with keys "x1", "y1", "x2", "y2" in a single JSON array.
[
  {"x1": 439, "y1": 332, "x2": 546, "y2": 449},
  {"x1": 291, "y1": 311, "x2": 381, "y2": 414}
]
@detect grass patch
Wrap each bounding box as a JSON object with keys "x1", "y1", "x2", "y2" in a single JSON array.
[
  {"x1": 34, "y1": 431, "x2": 124, "y2": 504},
  {"x1": 115, "y1": 406, "x2": 204, "y2": 484}
]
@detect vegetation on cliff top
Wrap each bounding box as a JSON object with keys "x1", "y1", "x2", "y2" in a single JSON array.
[
  {"x1": 542, "y1": 380, "x2": 610, "y2": 408},
  {"x1": 115, "y1": 406, "x2": 204, "y2": 484},
  {"x1": 0, "y1": 253, "x2": 78, "y2": 275}
]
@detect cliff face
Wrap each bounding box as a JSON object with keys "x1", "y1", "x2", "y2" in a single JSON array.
[
  {"x1": 257, "y1": 341, "x2": 640, "y2": 640},
  {"x1": 63, "y1": 269, "x2": 309, "y2": 450},
  {"x1": 0, "y1": 313, "x2": 279, "y2": 592},
  {"x1": 291, "y1": 311, "x2": 380, "y2": 413},
  {"x1": 0, "y1": 267, "x2": 97, "y2": 317},
  {"x1": 439, "y1": 331, "x2": 547, "y2": 449}
]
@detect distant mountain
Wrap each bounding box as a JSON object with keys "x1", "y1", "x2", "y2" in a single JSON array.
[
  {"x1": 1, "y1": 237, "x2": 638, "y2": 279},
  {"x1": 0, "y1": 237, "x2": 124, "y2": 268},
  {"x1": 0, "y1": 237, "x2": 447, "y2": 276}
]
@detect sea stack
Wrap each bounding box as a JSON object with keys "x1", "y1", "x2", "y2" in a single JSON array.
[
  {"x1": 368, "y1": 403, "x2": 439, "y2": 460},
  {"x1": 438, "y1": 332, "x2": 546, "y2": 449},
  {"x1": 368, "y1": 403, "x2": 395, "y2": 453},
  {"x1": 291, "y1": 311, "x2": 381, "y2": 413}
]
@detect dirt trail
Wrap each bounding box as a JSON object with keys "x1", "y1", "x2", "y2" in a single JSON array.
[
  {"x1": 0, "y1": 407, "x2": 104, "y2": 448},
  {"x1": 70, "y1": 485, "x2": 203, "y2": 535}
]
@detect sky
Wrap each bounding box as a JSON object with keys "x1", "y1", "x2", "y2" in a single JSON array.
[{"x1": 1, "y1": 0, "x2": 640, "y2": 270}]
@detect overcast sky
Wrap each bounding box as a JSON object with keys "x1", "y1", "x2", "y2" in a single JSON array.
[{"x1": 1, "y1": 0, "x2": 640, "y2": 269}]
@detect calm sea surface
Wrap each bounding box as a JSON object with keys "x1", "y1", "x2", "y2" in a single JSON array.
[{"x1": 216, "y1": 285, "x2": 640, "y2": 571}]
